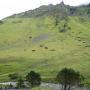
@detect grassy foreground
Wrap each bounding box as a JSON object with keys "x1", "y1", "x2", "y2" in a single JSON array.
[
  {"x1": 32, "y1": 87, "x2": 51, "y2": 90},
  {"x1": 0, "y1": 16, "x2": 90, "y2": 85}
]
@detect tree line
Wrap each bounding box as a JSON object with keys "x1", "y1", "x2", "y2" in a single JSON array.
[{"x1": 6, "y1": 68, "x2": 84, "y2": 90}]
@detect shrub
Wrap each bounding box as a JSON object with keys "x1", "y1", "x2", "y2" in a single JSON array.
[
  {"x1": 59, "y1": 28, "x2": 66, "y2": 32},
  {"x1": 26, "y1": 71, "x2": 41, "y2": 88}
]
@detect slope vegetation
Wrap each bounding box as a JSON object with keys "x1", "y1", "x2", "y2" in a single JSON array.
[{"x1": 0, "y1": 3, "x2": 90, "y2": 86}]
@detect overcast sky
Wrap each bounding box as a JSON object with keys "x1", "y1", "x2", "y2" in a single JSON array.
[{"x1": 0, "y1": 0, "x2": 90, "y2": 19}]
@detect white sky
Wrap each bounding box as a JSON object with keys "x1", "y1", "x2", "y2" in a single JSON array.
[{"x1": 0, "y1": 0, "x2": 90, "y2": 19}]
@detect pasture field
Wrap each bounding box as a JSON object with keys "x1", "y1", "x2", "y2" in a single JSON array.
[{"x1": 0, "y1": 16, "x2": 90, "y2": 86}]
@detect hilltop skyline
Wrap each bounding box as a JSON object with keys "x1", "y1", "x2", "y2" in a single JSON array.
[{"x1": 0, "y1": 0, "x2": 90, "y2": 19}]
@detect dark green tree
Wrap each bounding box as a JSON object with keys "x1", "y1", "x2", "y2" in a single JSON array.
[
  {"x1": 17, "y1": 76, "x2": 25, "y2": 89},
  {"x1": 26, "y1": 71, "x2": 41, "y2": 88},
  {"x1": 56, "y1": 68, "x2": 84, "y2": 90}
]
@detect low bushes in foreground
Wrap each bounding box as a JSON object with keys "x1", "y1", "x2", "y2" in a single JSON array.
[{"x1": 0, "y1": 68, "x2": 85, "y2": 90}]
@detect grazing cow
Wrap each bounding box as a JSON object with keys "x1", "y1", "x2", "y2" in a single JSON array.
[
  {"x1": 44, "y1": 47, "x2": 48, "y2": 49},
  {"x1": 40, "y1": 45, "x2": 43, "y2": 47},
  {"x1": 32, "y1": 50, "x2": 36, "y2": 51},
  {"x1": 29, "y1": 36, "x2": 32, "y2": 39},
  {"x1": 50, "y1": 49, "x2": 55, "y2": 51}
]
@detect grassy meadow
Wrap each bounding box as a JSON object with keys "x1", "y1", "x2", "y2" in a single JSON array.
[{"x1": 0, "y1": 16, "x2": 90, "y2": 86}]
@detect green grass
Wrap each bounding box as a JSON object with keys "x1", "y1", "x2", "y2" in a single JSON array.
[
  {"x1": 32, "y1": 87, "x2": 52, "y2": 90},
  {"x1": 0, "y1": 16, "x2": 90, "y2": 85}
]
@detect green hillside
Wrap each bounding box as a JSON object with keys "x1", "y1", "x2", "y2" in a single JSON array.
[{"x1": 0, "y1": 3, "x2": 90, "y2": 86}]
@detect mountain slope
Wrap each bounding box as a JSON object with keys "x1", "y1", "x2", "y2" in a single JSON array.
[
  {"x1": 0, "y1": 3, "x2": 90, "y2": 86},
  {"x1": 7, "y1": 3, "x2": 90, "y2": 18}
]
